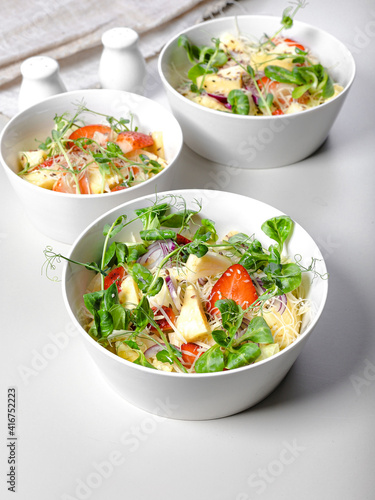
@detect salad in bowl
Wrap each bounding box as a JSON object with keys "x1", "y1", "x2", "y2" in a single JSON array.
[
  {"x1": 60, "y1": 190, "x2": 328, "y2": 419},
  {"x1": 51, "y1": 194, "x2": 324, "y2": 374},
  {"x1": 18, "y1": 105, "x2": 167, "y2": 194}
]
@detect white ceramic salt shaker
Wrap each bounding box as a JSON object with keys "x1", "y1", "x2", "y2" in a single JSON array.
[
  {"x1": 18, "y1": 56, "x2": 67, "y2": 111},
  {"x1": 99, "y1": 27, "x2": 146, "y2": 94}
]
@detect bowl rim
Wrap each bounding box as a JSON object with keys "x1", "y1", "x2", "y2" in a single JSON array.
[
  {"x1": 0, "y1": 88, "x2": 184, "y2": 200},
  {"x1": 62, "y1": 188, "x2": 329, "y2": 379},
  {"x1": 158, "y1": 14, "x2": 356, "y2": 121}
]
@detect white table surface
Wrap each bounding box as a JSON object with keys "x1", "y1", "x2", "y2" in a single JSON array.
[{"x1": 1, "y1": 0, "x2": 374, "y2": 498}]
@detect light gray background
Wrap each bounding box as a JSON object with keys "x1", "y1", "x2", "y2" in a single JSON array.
[{"x1": 1, "y1": 0, "x2": 374, "y2": 499}]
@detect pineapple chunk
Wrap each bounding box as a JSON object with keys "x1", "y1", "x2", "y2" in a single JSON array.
[
  {"x1": 251, "y1": 52, "x2": 294, "y2": 72},
  {"x1": 119, "y1": 276, "x2": 140, "y2": 309},
  {"x1": 143, "y1": 131, "x2": 165, "y2": 159},
  {"x1": 86, "y1": 163, "x2": 121, "y2": 194},
  {"x1": 22, "y1": 169, "x2": 59, "y2": 189},
  {"x1": 19, "y1": 150, "x2": 47, "y2": 170},
  {"x1": 152, "y1": 359, "x2": 174, "y2": 372},
  {"x1": 196, "y1": 72, "x2": 242, "y2": 96},
  {"x1": 255, "y1": 343, "x2": 280, "y2": 363},
  {"x1": 182, "y1": 251, "x2": 232, "y2": 282},
  {"x1": 116, "y1": 341, "x2": 139, "y2": 362},
  {"x1": 149, "y1": 281, "x2": 179, "y2": 314},
  {"x1": 176, "y1": 284, "x2": 211, "y2": 342},
  {"x1": 191, "y1": 94, "x2": 228, "y2": 112}
]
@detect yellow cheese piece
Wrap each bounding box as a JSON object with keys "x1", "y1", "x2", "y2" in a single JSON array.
[
  {"x1": 176, "y1": 284, "x2": 211, "y2": 342},
  {"x1": 86, "y1": 164, "x2": 121, "y2": 194},
  {"x1": 191, "y1": 94, "x2": 228, "y2": 112},
  {"x1": 143, "y1": 131, "x2": 165, "y2": 159}
]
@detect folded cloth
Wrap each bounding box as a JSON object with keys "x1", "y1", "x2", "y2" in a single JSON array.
[{"x1": 0, "y1": 0, "x2": 242, "y2": 117}]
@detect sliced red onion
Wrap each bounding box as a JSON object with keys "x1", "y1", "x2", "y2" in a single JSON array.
[
  {"x1": 165, "y1": 274, "x2": 181, "y2": 311},
  {"x1": 137, "y1": 239, "x2": 176, "y2": 269},
  {"x1": 207, "y1": 93, "x2": 228, "y2": 104},
  {"x1": 224, "y1": 102, "x2": 232, "y2": 110},
  {"x1": 144, "y1": 342, "x2": 180, "y2": 359},
  {"x1": 254, "y1": 277, "x2": 287, "y2": 314}
]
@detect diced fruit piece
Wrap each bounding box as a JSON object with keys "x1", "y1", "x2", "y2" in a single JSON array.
[
  {"x1": 19, "y1": 149, "x2": 47, "y2": 169},
  {"x1": 255, "y1": 343, "x2": 280, "y2": 363},
  {"x1": 104, "y1": 266, "x2": 126, "y2": 292},
  {"x1": 176, "y1": 234, "x2": 191, "y2": 246},
  {"x1": 181, "y1": 343, "x2": 203, "y2": 368},
  {"x1": 149, "y1": 306, "x2": 176, "y2": 333},
  {"x1": 192, "y1": 94, "x2": 228, "y2": 112},
  {"x1": 116, "y1": 341, "x2": 139, "y2": 362},
  {"x1": 119, "y1": 275, "x2": 140, "y2": 309},
  {"x1": 182, "y1": 251, "x2": 232, "y2": 281},
  {"x1": 68, "y1": 124, "x2": 113, "y2": 147},
  {"x1": 143, "y1": 131, "x2": 165, "y2": 159},
  {"x1": 23, "y1": 169, "x2": 60, "y2": 190},
  {"x1": 116, "y1": 131, "x2": 154, "y2": 154},
  {"x1": 208, "y1": 264, "x2": 258, "y2": 316},
  {"x1": 251, "y1": 51, "x2": 294, "y2": 71},
  {"x1": 176, "y1": 284, "x2": 211, "y2": 342},
  {"x1": 196, "y1": 71, "x2": 242, "y2": 96},
  {"x1": 152, "y1": 359, "x2": 174, "y2": 372}
]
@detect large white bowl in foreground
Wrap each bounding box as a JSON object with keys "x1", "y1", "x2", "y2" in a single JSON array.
[
  {"x1": 62, "y1": 189, "x2": 328, "y2": 420},
  {"x1": 158, "y1": 16, "x2": 355, "y2": 169},
  {"x1": 0, "y1": 89, "x2": 183, "y2": 243}
]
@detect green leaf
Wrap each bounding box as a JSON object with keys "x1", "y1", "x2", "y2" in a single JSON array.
[
  {"x1": 261, "y1": 216, "x2": 293, "y2": 251},
  {"x1": 225, "y1": 343, "x2": 261, "y2": 370},
  {"x1": 109, "y1": 304, "x2": 130, "y2": 331},
  {"x1": 140, "y1": 229, "x2": 176, "y2": 241},
  {"x1": 127, "y1": 244, "x2": 147, "y2": 263},
  {"x1": 103, "y1": 215, "x2": 127, "y2": 238},
  {"x1": 322, "y1": 74, "x2": 334, "y2": 99},
  {"x1": 227, "y1": 90, "x2": 250, "y2": 115},
  {"x1": 178, "y1": 35, "x2": 198, "y2": 64},
  {"x1": 131, "y1": 263, "x2": 153, "y2": 292},
  {"x1": 124, "y1": 339, "x2": 140, "y2": 350},
  {"x1": 273, "y1": 262, "x2": 302, "y2": 293},
  {"x1": 103, "y1": 282, "x2": 119, "y2": 311},
  {"x1": 131, "y1": 296, "x2": 153, "y2": 331},
  {"x1": 212, "y1": 330, "x2": 230, "y2": 347},
  {"x1": 238, "y1": 316, "x2": 274, "y2": 344},
  {"x1": 264, "y1": 65, "x2": 304, "y2": 85},
  {"x1": 215, "y1": 299, "x2": 243, "y2": 337},
  {"x1": 193, "y1": 218, "x2": 218, "y2": 243},
  {"x1": 83, "y1": 290, "x2": 104, "y2": 317},
  {"x1": 186, "y1": 241, "x2": 208, "y2": 258},
  {"x1": 98, "y1": 309, "x2": 113, "y2": 338},
  {"x1": 195, "y1": 345, "x2": 225, "y2": 373},
  {"x1": 159, "y1": 210, "x2": 196, "y2": 229},
  {"x1": 187, "y1": 63, "x2": 207, "y2": 84},
  {"x1": 292, "y1": 83, "x2": 312, "y2": 99}
]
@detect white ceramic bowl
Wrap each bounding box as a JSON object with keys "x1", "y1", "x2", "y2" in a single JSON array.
[
  {"x1": 158, "y1": 16, "x2": 355, "y2": 169},
  {"x1": 62, "y1": 189, "x2": 328, "y2": 420},
  {"x1": 0, "y1": 89, "x2": 183, "y2": 243}
]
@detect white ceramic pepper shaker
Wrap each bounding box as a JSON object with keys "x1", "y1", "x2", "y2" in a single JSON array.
[
  {"x1": 99, "y1": 27, "x2": 146, "y2": 94},
  {"x1": 18, "y1": 56, "x2": 67, "y2": 111}
]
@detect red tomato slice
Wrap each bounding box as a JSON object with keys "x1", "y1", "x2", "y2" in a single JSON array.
[
  {"x1": 78, "y1": 172, "x2": 90, "y2": 194},
  {"x1": 176, "y1": 234, "x2": 192, "y2": 246},
  {"x1": 257, "y1": 76, "x2": 279, "y2": 93},
  {"x1": 208, "y1": 264, "x2": 258, "y2": 316},
  {"x1": 30, "y1": 154, "x2": 63, "y2": 172},
  {"x1": 68, "y1": 125, "x2": 112, "y2": 149},
  {"x1": 116, "y1": 131, "x2": 154, "y2": 154},
  {"x1": 272, "y1": 109, "x2": 284, "y2": 115},
  {"x1": 181, "y1": 343, "x2": 203, "y2": 369},
  {"x1": 283, "y1": 38, "x2": 306, "y2": 52},
  {"x1": 104, "y1": 266, "x2": 126, "y2": 292},
  {"x1": 149, "y1": 306, "x2": 175, "y2": 333}
]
